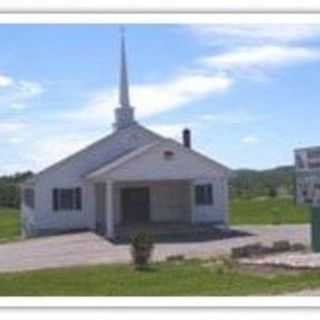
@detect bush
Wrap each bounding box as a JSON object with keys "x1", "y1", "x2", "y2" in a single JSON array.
[
  {"x1": 131, "y1": 231, "x2": 154, "y2": 269},
  {"x1": 268, "y1": 186, "x2": 278, "y2": 198},
  {"x1": 166, "y1": 254, "x2": 185, "y2": 262}
]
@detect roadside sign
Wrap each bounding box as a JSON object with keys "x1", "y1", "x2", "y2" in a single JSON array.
[{"x1": 295, "y1": 147, "x2": 320, "y2": 207}]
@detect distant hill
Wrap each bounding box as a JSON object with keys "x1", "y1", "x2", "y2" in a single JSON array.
[{"x1": 230, "y1": 165, "x2": 295, "y2": 199}]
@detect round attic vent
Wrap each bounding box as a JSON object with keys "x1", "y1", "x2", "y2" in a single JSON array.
[{"x1": 164, "y1": 150, "x2": 175, "y2": 160}]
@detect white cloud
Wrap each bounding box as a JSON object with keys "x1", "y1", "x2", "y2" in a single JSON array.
[
  {"x1": 18, "y1": 80, "x2": 44, "y2": 98},
  {"x1": 0, "y1": 121, "x2": 26, "y2": 148},
  {"x1": 0, "y1": 121, "x2": 26, "y2": 135},
  {"x1": 241, "y1": 135, "x2": 260, "y2": 145},
  {"x1": 67, "y1": 72, "x2": 233, "y2": 125},
  {"x1": 8, "y1": 137, "x2": 24, "y2": 144},
  {"x1": 190, "y1": 25, "x2": 320, "y2": 45},
  {"x1": 202, "y1": 45, "x2": 320, "y2": 71},
  {"x1": 201, "y1": 110, "x2": 266, "y2": 125},
  {"x1": 27, "y1": 134, "x2": 97, "y2": 171},
  {"x1": 0, "y1": 76, "x2": 44, "y2": 113},
  {"x1": 10, "y1": 103, "x2": 27, "y2": 111},
  {"x1": 133, "y1": 73, "x2": 232, "y2": 118},
  {"x1": 0, "y1": 75, "x2": 13, "y2": 88},
  {"x1": 191, "y1": 25, "x2": 320, "y2": 79}
]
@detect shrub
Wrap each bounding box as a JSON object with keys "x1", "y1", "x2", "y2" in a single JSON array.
[
  {"x1": 268, "y1": 186, "x2": 278, "y2": 198},
  {"x1": 219, "y1": 256, "x2": 234, "y2": 269},
  {"x1": 166, "y1": 254, "x2": 185, "y2": 262},
  {"x1": 216, "y1": 265, "x2": 225, "y2": 275},
  {"x1": 131, "y1": 231, "x2": 154, "y2": 269}
]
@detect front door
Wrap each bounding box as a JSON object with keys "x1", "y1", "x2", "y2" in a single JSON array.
[{"x1": 121, "y1": 187, "x2": 150, "y2": 224}]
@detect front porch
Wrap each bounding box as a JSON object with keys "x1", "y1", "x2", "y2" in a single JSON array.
[
  {"x1": 94, "y1": 179, "x2": 195, "y2": 240},
  {"x1": 86, "y1": 139, "x2": 229, "y2": 240}
]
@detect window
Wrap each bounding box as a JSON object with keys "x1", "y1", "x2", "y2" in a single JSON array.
[
  {"x1": 309, "y1": 162, "x2": 320, "y2": 169},
  {"x1": 53, "y1": 187, "x2": 82, "y2": 211},
  {"x1": 23, "y1": 188, "x2": 35, "y2": 209},
  {"x1": 163, "y1": 150, "x2": 175, "y2": 160},
  {"x1": 307, "y1": 150, "x2": 320, "y2": 159},
  {"x1": 195, "y1": 184, "x2": 213, "y2": 206}
]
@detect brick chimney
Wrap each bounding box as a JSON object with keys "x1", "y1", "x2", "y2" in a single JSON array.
[{"x1": 183, "y1": 128, "x2": 191, "y2": 149}]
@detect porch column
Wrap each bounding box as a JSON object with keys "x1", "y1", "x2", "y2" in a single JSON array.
[
  {"x1": 189, "y1": 179, "x2": 195, "y2": 224},
  {"x1": 106, "y1": 179, "x2": 115, "y2": 240}
]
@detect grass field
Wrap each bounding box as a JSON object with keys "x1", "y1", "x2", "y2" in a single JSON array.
[
  {"x1": 0, "y1": 259, "x2": 319, "y2": 296},
  {"x1": 0, "y1": 202, "x2": 314, "y2": 296},
  {"x1": 0, "y1": 207, "x2": 20, "y2": 243},
  {"x1": 231, "y1": 197, "x2": 309, "y2": 225}
]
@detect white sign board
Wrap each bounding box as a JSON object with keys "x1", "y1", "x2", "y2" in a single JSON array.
[{"x1": 295, "y1": 147, "x2": 320, "y2": 207}]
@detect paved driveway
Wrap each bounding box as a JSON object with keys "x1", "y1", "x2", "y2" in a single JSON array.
[{"x1": 0, "y1": 224, "x2": 310, "y2": 273}]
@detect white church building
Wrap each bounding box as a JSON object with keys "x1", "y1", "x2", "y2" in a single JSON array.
[{"x1": 21, "y1": 32, "x2": 231, "y2": 240}]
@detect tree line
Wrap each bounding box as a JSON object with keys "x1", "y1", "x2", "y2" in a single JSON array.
[
  {"x1": 0, "y1": 171, "x2": 33, "y2": 208},
  {"x1": 230, "y1": 166, "x2": 295, "y2": 199}
]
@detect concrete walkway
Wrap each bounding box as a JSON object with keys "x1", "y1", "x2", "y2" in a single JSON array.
[
  {"x1": 241, "y1": 252, "x2": 320, "y2": 269},
  {"x1": 0, "y1": 224, "x2": 310, "y2": 273},
  {"x1": 286, "y1": 288, "x2": 320, "y2": 296}
]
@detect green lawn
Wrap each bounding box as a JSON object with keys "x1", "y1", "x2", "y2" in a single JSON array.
[
  {"x1": 0, "y1": 207, "x2": 20, "y2": 242},
  {"x1": 231, "y1": 197, "x2": 309, "y2": 225},
  {"x1": 0, "y1": 259, "x2": 319, "y2": 296},
  {"x1": 0, "y1": 205, "x2": 315, "y2": 296}
]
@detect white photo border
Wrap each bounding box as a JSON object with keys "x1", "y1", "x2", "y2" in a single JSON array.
[{"x1": 0, "y1": 12, "x2": 319, "y2": 308}]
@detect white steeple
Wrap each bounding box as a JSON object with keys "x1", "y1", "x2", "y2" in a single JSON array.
[
  {"x1": 113, "y1": 27, "x2": 136, "y2": 131},
  {"x1": 119, "y1": 27, "x2": 130, "y2": 107}
]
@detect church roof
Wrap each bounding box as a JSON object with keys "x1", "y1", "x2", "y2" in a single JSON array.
[
  {"x1": 22, "y1": 124, "x2": 163, "y2": 185},
  {"x1": 85, "y1": 138, "x2": 231, "y2": 181}
]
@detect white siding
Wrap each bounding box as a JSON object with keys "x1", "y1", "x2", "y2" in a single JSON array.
[
  {"x1": 191, "y1": 177, "x2": 229, "y2": 224},
  {"x1": 101, "y1": 141, "x2": 229, "y2": 181},
  {"x1": 26, "y1": 125, "x2": 161, "y2": 235},
  {"x1": 22, "y1": 124, "x2": 230, "y2": 236},
  {"x1": 90, "y1": 139, "x2": 230, "y2": 229},
  {"x1": 150, "y1": 181, "x2": 191, "y2": 222}
]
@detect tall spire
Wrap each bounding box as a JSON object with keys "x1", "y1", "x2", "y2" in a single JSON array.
[
  {"x1": 113, "y1": 26, "x2": 136, "y2": 131},
  {"x1": 119, "y1": 27, "x2": 130, "y2": 107}
]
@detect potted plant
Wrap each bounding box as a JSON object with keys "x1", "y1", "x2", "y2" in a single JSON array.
[{"x1": 131, "y1": 231, "x2": 154, "y2": 269}]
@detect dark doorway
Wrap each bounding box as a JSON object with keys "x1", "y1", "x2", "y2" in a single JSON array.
[{"x1": 121, "y1": 187, "x2": 150, "y2": 224}]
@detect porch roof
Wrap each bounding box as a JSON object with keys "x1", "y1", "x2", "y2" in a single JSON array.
[{"x1": 85, "y1": 139, "x2": 231, "y2": 182}]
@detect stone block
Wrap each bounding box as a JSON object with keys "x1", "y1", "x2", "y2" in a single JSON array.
[{"x1": 272, "y1": 240, "x2": 291, "y2": 252}]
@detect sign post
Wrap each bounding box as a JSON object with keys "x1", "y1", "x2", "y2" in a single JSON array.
[
  {"x1": 295, "y1": 147, "x2": 320, "y2": 253},
  {"x1": 311, "y1": 188, "x2": 320, "y2": 252}
]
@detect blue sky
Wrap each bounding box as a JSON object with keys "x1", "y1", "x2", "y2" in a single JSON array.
[{"x1": 1, "y1": 24, "x2": 320, "y2": 174}]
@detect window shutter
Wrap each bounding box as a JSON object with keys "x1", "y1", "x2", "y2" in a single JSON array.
[
  {"x1": 75, "y1": 187, "x2": 82, "y2": 210},
  {"x1": 195, "y1": 185, "x2": 201, "y2": 204},
  {"x1": 207, "y1": 184, "x2": 213, "y2": 205},
  {"x1": 53, "y1": 189, "x2": 59, "y2": 211}
]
